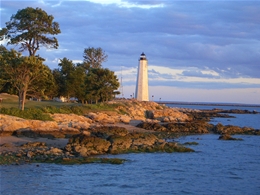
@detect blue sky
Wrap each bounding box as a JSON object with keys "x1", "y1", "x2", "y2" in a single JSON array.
[{"x1": 1, "y1": 0, "x2": 260, "y2": 104}]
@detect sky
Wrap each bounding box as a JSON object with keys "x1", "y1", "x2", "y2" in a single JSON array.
[{"x1": 1, "y1": 0, "x2": 260, "y2": 104}]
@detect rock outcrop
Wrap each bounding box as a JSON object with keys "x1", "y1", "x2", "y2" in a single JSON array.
[
  {"x1": 137, "y1": 121, "x2": 212, "y2": 134},
  {"x1": 212, "y1": 123, "x2": 260, "y2": 135},
  {"x1": 0, "y1": 100, "x2": 192, "y2": 137},
  {"x1": 65, "y1": 126, "x2": 194, "y2": 157},
  {"x1": 218, "y1": 134, "x2": 243, "y2": 141}
]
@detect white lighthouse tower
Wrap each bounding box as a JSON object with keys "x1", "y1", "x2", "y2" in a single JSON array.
[{"x1": 135, "y1": 52, "x2": 149, "y2": 101}]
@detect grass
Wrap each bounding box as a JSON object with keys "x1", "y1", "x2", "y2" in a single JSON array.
[
  {"x1": 0, "y1": 93, "x2": 128, "y2": 120},
  {"x1": 0, "y1": 107, "x2": 53, "y2": 121}
]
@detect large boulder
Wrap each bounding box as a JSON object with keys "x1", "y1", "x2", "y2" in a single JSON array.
[
  {"x1": 0, "y1": 114, "x2": 59, "y2": 136},
  {"x1": 0, "y1": 114, "x2": 90, "y2": 137},
  {"x1": 65, "y1": 134, "x2": 111, "y2": 157},
  {"x1": 136, "y1": 121, "x2": 211, "y2": 134},
  {"x1": 152, "y1": 108, "x2": 190, "y2": 122},
  {"x1": 163, "y1": 122, "x2": 211, "y2": 134},
  {"x1": 212, "y1": 123, "x2": 253, "y2": 134},
  {"x1": 218, "y1": 134, "x2": 243, "y2": 141},
  {"x1": 108, "y1": 135, "x2": 133, "y2": 154}
]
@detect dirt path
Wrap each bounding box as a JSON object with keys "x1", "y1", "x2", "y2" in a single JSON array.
[{"x1": 114, "y1": 121, "x2": 154, "y2": 133}]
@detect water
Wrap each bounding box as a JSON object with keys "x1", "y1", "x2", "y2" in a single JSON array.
[
  {"x1": 168, "y1": 103, "x2": 260, "y2": 129},
  {"x1": 167, "y1": 103, "x2": 260, "y2": 112},
  {"x1": 1, "y1": 104, "x2": 260, "y2": 195}
]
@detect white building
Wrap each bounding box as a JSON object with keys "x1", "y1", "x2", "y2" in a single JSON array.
[{"x1": 135, "y1": 52, "x2": 149, "y2": 101}]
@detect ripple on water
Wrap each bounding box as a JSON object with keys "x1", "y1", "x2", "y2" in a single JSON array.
[{"x1": 1, "y1": 134, "x2": 260, "y2": 195}]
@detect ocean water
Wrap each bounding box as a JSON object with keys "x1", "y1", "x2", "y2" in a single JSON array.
[
  {"x1": 168, "y1": 103, "x2": 260, "y2": 129},
  {"x1": 1, "y1": 105, "x2": 260, "y2": 195}
]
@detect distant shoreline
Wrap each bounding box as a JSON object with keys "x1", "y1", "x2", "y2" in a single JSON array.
[{"x1": 156, "y1": 101, "x2": 260, "y2": 108}]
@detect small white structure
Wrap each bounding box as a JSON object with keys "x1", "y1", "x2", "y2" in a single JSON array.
[
  {"x1": 135, "y1": 52, "x2": 149, "y2": 101},
  {"x1": 53, "y1": 96, "x2": 67, "y2": 102}
]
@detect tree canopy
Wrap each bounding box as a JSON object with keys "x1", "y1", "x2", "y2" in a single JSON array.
[
  {"x1": 0, "y1": 6, "x2": 120, "y2": 108},
  {"x1": 83, "y1": 47, "x2": 108, "y2": 69},
  {"x1": 54, "y1": 57, "x2": 120, "y2": 104},
  {"x1": 54, "y1": 58, "x2": 86, "y2": 102},
  {"x1": 0, "y1": 47, "x2": 56, "y2": 110},
  {"x1": 85, "y1": 68, "x2": 120, "y2": 103},
  {"x1": 0, "y1": 7, "x2": 61, "y2": 56}
]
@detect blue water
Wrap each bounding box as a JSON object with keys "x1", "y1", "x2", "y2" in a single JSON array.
[
  {"x1": 167, "y1": 103, "x2": 260, "y2": 112},
  {"x1": 1, "y1": 105, "x2": 260, "y2": 195},
  {"x1": 168, "y1": 104, "x2": 260, "y2": 129}
]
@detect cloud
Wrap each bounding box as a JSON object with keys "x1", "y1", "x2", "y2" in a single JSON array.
[{"x1": 1, "y1": 0, "x2": 260, "y2": 103}]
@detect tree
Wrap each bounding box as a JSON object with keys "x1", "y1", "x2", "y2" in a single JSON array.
[
  {"x1": 0, "y1": 48, "x2": 55, "y2": 110},
  {"x1": 85, "y1": 68, "x2": 120, "y2": 103},
  {"x1": 0, "y1": 7, "x2": 61, "y2": 56},
  {"x1": 83, "y1": 47, "x2": 108, "y2": 69},
  {"x1": 0, "y1": 46, "x2": 8, "y2": 91},
  {"x1": 54, "y1": 58, "x2": 86, "y2": 102}
]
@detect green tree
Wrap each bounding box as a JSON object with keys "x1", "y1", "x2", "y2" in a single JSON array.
[
  {"x1": 54, "y1": 58, "x2": 86, "y2": 102},
  {"x1": 0, "y1": 7, "x2": 61, "y2": 56},
  {"x1": 83, "y1": 47, "x2": 108, "y2": 69},
  {"x1": 85, "y1": 68, "x2": 120, "y2": 103},
  {"x1": 0, "y1": 46, "x2": 8, "y2": 91},
  {"x1": 27, "y1": 66, "x2": 58, "y2": 100},
  {"x1": 0, "y1": 48, "x2": 55, "y2": 110}
]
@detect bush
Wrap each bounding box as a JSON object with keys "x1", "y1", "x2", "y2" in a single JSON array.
[
  {"x1": 0, "y1": 107, "x2": 53, "y2": 121},
  {"x1": 41, "y1": 106, "x2": 83, "y2": 115}
]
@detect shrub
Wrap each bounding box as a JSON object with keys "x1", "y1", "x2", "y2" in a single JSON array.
[
  {"x1": 0, "y1": 107, "x2": 53, "y2": 121},
  {"x1": 41, "y1": 106, "x2": 83, "y2": 115}
]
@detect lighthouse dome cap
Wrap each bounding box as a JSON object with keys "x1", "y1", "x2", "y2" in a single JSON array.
[{"x1": 140, "y1": 52, "x2": 147, "y2": 60}]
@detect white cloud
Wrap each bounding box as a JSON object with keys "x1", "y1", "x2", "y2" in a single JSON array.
[
  {"x1": 1, "y1": 0, "x2": 260, "y2": 104},
  {"x1": 87, "y1": 0, "x2": 164, "y2": 8}
]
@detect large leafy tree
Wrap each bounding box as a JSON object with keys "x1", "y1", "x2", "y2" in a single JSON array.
[
  {"x1": 0, "y1": 7, "x2": 61, "y2": 56},
  {"x1": 54, "y1": 58, "x2": 86, "y2": 102},
  {"x1": 0, "y1": 46, "x2": 8, "y2": 91},
  {"x1": 0, "y1": 48, "x2": 55, "y2": 110},
  {"x1": 83, "y1": 47, "x2": 108, "y2": 69},
  {"x1": 85, "y1": 68, "x2": 120, "y2": 103}
]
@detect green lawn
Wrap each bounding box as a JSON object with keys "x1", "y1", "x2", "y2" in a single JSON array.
[{"x1": 0, "y1": 93, "x2": 125, "y2": 120}]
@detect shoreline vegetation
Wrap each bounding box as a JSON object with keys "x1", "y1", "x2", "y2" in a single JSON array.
[{"x1": 0, "y1": 93, "x2": 259, "y2": 165}]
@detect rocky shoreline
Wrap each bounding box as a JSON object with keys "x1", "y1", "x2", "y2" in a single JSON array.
[{"x1": 0, "y1": 99, "x2": 259, "y2": 165}]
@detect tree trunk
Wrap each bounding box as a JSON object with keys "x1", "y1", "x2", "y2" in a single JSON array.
[
  {"x1": 18, "y1": 91, "x2": 22, "y2": 110},
  {"x1": 21, "y1": 90, "x2": 27, "y2": 111}
]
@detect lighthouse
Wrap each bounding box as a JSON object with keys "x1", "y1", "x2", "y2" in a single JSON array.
[{"x1": 135, "y1": 52, "x2": 149, "y2": 101}]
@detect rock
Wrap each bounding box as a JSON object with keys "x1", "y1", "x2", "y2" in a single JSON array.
[
  {"x1": 108, "y1": 135, "x2": 132, "y2": 154},
  {"x1": 152, "y1": 108, "x2": 190, "y2": 122},
  {"x1": 137, "y1": 121, "x2": 210, "y2": 134},
  {"x1": 136, "y1": 122, "x2": 167, "y2": 131},
  {"x1": 119, "y1": 115, "x2": 131, "y2": 123},
  {"x1": 65, "y1": 134, "x2": 111, "y2": 157},
  {"x1": 21, "y1": 142, "x2": 47, "y2": 148},
  {"x1": 89, "y1": 126, "x2": 128, "y2": 139},
  {"x1": 164, "y1": 122, "x2": 210, "y2": 134},
  {"x1": 212, "y1": 123, "x2": 256, "y2": 135},
  {"x1": 16, "y1": 153, "x2": 22, "y2": 157},
  {"x1": 218, "y1": 134, "x2": 243, "y2": 141},
  {"x1": 27, "y1": 151, "x2": 33, "y2": 158},
  {"x1": 0, "y1": 143, "x2": 14, "y2": 148},
  {"x1": 0, "y1": 113, "x2": 89, "y2": 137},
  {"x1": 48, "y1": 147, "x2": 63, "y2": 155},
  {"x1": 130, "y1": 133, "x2": 158, "y2": 147}
]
